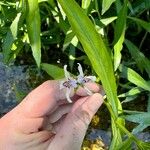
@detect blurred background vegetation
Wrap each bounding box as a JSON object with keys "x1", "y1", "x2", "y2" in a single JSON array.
[{"x1": 0, "y1": 0, "x2": 150, "y2": 149}]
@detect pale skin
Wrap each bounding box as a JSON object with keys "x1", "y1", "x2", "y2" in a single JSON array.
[{"x1": 0, "y1": 80, "x2": 103, "y2": 150}]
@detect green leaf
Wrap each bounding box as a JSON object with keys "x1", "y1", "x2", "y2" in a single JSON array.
[
  {"x1": 128, "y1": 17, "x2": 150, "y2": 33},
  {"x1": 57, "y1": 0, "x2": 119, "y2": 114},
  {"x1": 114, "y1": 29, "x2": 125, "y2": 71},
  {"x1": 118, "y1": 87, "x2": 143, "y2": 98},
  {"x1": 2, "y1": 30, "x2": 14, "y2": 63},
  {"x1": 26, "y1": 0, "x2": 41, "y2": 67},
  {"x1": 128, "y1": 0, "x2": 150, "y2": 16},
  {"x1": 10, "y1": 13, "x2": 21, "y2": 39},
  {"x1": 119, "y1": 65, "x2": 150, "y2": 91},
  {"x1": 147, "y1": 94, "x2": 150, "y2": 112},
  {"x1": 94, "y1": 17, "x2": 117, "y2": 36},
  {"x1": 121, "y1": 95, "x2": 138, "y2": 103},
  {"x1": 82, "y1": 0, "x2": 91, "y2": 10},
  {"x1": 125, "y1": 39, "x2": 150, "y2": 78},
  {"x1": 123, "y1": 112, "x2": 150, "y2": 134},
  {"x1": 2, "y1": 11, "x2": 22, "y2": 63},
  {"x1": 0, "y1": 1, "x2": 15, "y2": 6},
  {"x1": 102, "y1": 0, "x2": 116, "y2": 15},
  {"x1": 41, "y1": 63, "x2": 64, "y2": 79},
  {"x1": 113, "y1": 0, "x2": 127, "y2": 45},
  {"x1": 117, "y1": 138, "x2": 133, "y2": 150},
  {"x1": 137, "y1": 141, "x2": 150, "y2": 150},
  {"x1": 57, "y1": 0, "x2": 123, "y2": 148},
  {"x1": 100, "y1": 16, "x2": 117, "y2": 26},
  {"x1": 63, "y1": 30, "x2": 78, "y2": 51},
  {"x1": 118, "y1": 87, "x2": 143, "y2": 103},
  {"x1": 113, "y1": 0, "x2": 127, "y2": 70}
]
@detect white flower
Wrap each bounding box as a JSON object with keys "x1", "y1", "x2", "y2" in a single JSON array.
[
  {"x1": 60, "y1": 65, "x2": 77, "y2": 103},
  {"x1": 77, "y1": 63, "x2": 96, "y2": 95},
  {"x1": 60, "y1": 63, "x2": 96, "y2": 103}
]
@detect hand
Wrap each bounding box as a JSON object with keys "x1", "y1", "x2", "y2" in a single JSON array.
[{"x1": 0, "y1": 80, "x2": 103, "y2": 150}]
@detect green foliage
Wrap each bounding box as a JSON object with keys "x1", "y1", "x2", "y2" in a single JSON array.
[
  {"x1": 113, "y1": 0, "x2": 127, "y2": 71},
  {"x1": 119, "y1": 65, "x2": 150, "y2": 91},
  {"x1": 41, "y1": 63, "x2": 64, "y2": 79},
  {"x1": 125, "y1": 39, "x2": 150, "y2": 78},
  {"x1": 1, "y1": 0, "x2": 150, "y2": 149},
  {"x1": 26, "y1": 0, "x2": 41, "y2": 67},
  {"x1": 102, "y1": 0, "x2": 115, "y2": 15},
  {"x1": 122, "y1": 112, "x2": 150, "y2": 134}
]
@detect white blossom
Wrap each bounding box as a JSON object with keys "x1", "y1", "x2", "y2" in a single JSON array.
[{"x1": 60, "y1": 63, "x2": 96, "y2": 103}]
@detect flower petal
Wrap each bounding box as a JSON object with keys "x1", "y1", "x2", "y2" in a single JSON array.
[
  {"x1": 77, "y1": 63, "x2": 84, "y2": 77},
  {"x1": 66, "y1": 88, "x2": 72, "y2": 103},
  {"x1": 60, "y1": 80, "x2": 65, "y2": 89},
  {"x1": 69, "y1": 78, "x2": 78, "y2": 88},
  {"x1": 85, "y1": 76, "x2": 96, "y2": 82},
  {"x1": 64, "y1": 65, "x2": 70, "y2": 79},
  {"x1": 84, "y1": 86, "x2": 93, "y2": 95},
  {"x1": 77, "y1": 75, "x2": 84, "y2": 84}
]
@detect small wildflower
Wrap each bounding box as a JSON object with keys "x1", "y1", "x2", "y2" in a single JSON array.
[
  {"x1": 60, "y1": 65, "x2": 77, "y2": 103},
  {"x1": 77, "y1": 63, "x2": 96, "y2": 95},
  {"x1": 60, "y1": 63, "x2": 96, "y2": 103}
]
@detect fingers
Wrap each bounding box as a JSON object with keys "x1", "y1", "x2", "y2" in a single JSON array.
[
  {"x1": 76, "y1": 82, "x2": 103, "y2": 96},
  {"x1": 48, "y1": 93, "x2": 103, "y2": 150},
  {"x1": 18, "y1": 80, "x2": 63, "y2": 117},
  {"x1": 48, "y1": 104, "x2": 73, "y2": 123},
  {"x1": 42, "y1": 104, "x2": 73, "y2": 134},
  {"x1": 18, "y1": 80, "x2": 101, "y2": 118}
]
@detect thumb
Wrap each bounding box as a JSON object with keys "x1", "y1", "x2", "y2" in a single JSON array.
[{"x1": 49, "y1": 93, "x2": 103, "y2": 150}]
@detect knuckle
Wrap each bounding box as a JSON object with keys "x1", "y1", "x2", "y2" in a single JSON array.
[{"x1": 72, "y1": 106, "x2": 92, "y2": 127}]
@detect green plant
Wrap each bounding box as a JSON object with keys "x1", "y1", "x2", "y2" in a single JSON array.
[{"x1": 1, "y1": 0, "x2": 150, "y2": 149}]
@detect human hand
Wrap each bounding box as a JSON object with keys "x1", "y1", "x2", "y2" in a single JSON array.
[{"x1": 0, "y1": 80, "x2": 103, "y2": 150}]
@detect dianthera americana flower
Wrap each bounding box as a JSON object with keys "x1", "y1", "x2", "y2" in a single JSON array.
[{"x1": 60, "y1": 63, "x2": 96, "y2": 103}]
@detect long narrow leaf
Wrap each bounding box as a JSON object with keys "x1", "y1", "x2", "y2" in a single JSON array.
[
  {"x1": 41, "y1": 63, "x2": 64, "y2": 79},
  {"x1": 2, "y1": 30, "x2": 14, "y2": 63},
  {"x1": 117, "y1": 138, "x2": 133, "y2": 150},
  {"x1": 82, "y1": 0, "x2": 91, "y2": 10},
  {"x1": 57, "y1": 0, "x2": 123, "y2": 148},
  {"x1": 119, "y1": 65, "x2": 150, "y2": 91},
  {"x1": 128, "y1": 17, "x2": 150, "y2": 33},
  {"x1": 57, "y1": 0, "x2": 119, "y2": 114},
  {"x1": 26, "y1": 0, "x2": 41, "y2": 67},
  {"x1": 2, "y1": 12, "x2": 21, "y2": 63},
  {"x1": 114, "y1": 0, "x2": 127, "y2": 71},
  {"x1": 114, "y1": 29, "x2": 125, "y2": 71},
  {"x1": 10, "y1": 13, "x2": 21, "y2": 39},
  {"x1": 123, "y1": 112, "x2": 150, "y2": 134},
  {"x1": 113, "y1": 0, "x2": 127, "y2": 45},
  {"x1": 125, "y1": 39, "x2": 150, "y2": 78},
  {"x1": 102, "y1": 0, "x2": 116, "y2": 15},
  {"x1": 147, "y1": 94, "x2": 150, "y2": 112},
  {"x1": 118, "y1": 87, "x2": 143, "y2": 98},
  {"x1": 128, "y1": 0, "x2": 150, "y2": 15}
]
